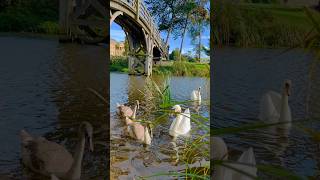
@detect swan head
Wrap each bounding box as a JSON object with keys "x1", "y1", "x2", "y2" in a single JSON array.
[
  {"x1": 80, "y1": 121, "x2": 94, "y2": 152},
  {"x1": 283, "y1": 80, "x2": 291, "y2": 96},
  {"x1": 171, "y1": 105, "x2": 182, "y2": 113}
]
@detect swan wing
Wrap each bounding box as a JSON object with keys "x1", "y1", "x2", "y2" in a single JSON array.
[
  {"x1": 191, "y1": 90, "x2": 197, "y2": 101},
  {"x1": 132, "y1": 123, "x2": 145, "y2": 141},
  {"x1": 259, "y1": 91, "x2": 281, "y2": 121},
  {"x1": 24, "y1": 137, "x2": 74, "y2": 176},
  {"x1": 212, "y1": 137, "x2": 228, "y2": 160},
  {"x1": 175, "y1": 109, "x2": 191, "y2": 135},
  {"x1": 230, "y1": 147, "x2": 257, "y2": 180},
  {"x1": 169, "y1": 115, "x2": 182, "y2": 137}
]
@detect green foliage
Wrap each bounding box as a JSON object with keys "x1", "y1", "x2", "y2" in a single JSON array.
[
  {"x1": 37, "y1": 21, "x2": 59, "y2": 34},
  {"x1": 169, "y1": 49, "x2": 181, "y2": 61},
  {"x1": 0, "y1": 0, "x2": 58, "y2": 33},
  {"x1": 153, "y1": 61, "x2": 210, "y2": 77},
  {"x1": 110, "y1": 57, "x2": 128, "y2": 72},
  {"x1": 214, "y1": 2, "x2": 312, "y2": 47}
]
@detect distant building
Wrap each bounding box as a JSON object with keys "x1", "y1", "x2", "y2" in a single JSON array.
[{"x1": 110, "y1": 39, "x2": 125, "y2": 56}]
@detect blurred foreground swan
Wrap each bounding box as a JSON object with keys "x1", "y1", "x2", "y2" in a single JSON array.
[
  {"x1": 191, "y1": 87, "x2": 201, "y2": 103},
  {"x1": 259, "y1": 80, "x2": 292, "y2": 123},
  {"x1": 213, "y1": 137, "x2": 257, "y2": 180},
  {"x1": 117, "y1": 100, "x2": 139, "y2": 120},
  {"x1": 20, "y1": 121, "x2": 93, "y2": 180},
  {"x1": 169, "y1": 105, "x2": 191, "y2": 139}
]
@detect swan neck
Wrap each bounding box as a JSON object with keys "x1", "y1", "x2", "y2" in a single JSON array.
[
  {"x1": 132, "y1": 105, "x2": 137, "y2": 119},
  {"x1": 279, "y1": 94, "x2": 289, "y2": 121},
  {"x1": 66, "y1": 132, "x2": 86, "y2": 179}
]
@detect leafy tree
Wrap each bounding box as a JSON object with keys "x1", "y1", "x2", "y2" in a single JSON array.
[
  {"x1": 189, "y1": 0, "x2": 209, "y2": 62},
  {"x1": 169, "y1": 48, "x2": 181, "y2": 61},
  {"x1": 145, "y1": 0, "x2": 186, "y2": 46}
]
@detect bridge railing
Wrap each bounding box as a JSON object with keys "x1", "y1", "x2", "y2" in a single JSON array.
[{"x1": 120, "y1": 0, "x2": 168, "y2": 55}]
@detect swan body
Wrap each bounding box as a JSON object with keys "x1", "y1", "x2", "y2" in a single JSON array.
[
  {"x1": 169, "y1": 105, "x2": 191, "y2": 138},
  {"x1": 212, "y1": 137, "x2": 228, "y2": 160},
  {"x1": 124, "y1": 100, "x2": 152, "y2": 145},
  {"x1": 126, "y1": 119, "x2": 152, "y2": 145},
  {"x1": 20, "y1": 121, "x2": 93, "y2": 180},
  {"x1": 259, "y1": 80, "x2": 292, "y2": 123},
  {"x1": 212, "y1": 137, "x2": 257, "y2": 180},
  {"x1": 227, "y1": 147, "x2": 257, "y2": 180},
  {"x1": 191, "y1": 87, "x2": 201, "y2": 103},
  {"x1": 117, "y1": 100, "x2": 139, "y2": 124}
]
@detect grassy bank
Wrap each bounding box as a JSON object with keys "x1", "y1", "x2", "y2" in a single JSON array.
[
  {"x1": 110, "y1": 56, "x2": 129, "y2": 72},
  {"x1": 153, "y1": 61, "x2": 210, "y2": 77},
  {"x1": 110, "y1": 57, "x2": 210, "y2": 77},
  {"x1": 0, "y1": 0, "x2": 59, "y2": 34},
  {"x1": 214, "y1": 3, "x2": 317, "y2": 48}
]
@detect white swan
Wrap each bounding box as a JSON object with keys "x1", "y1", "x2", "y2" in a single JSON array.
[
  {"x1": 212, "y1": 137, "x2": 257, "y2": 180},
  {"x1": 169, "y1": 105, "x2": 191, "y2": 139},
  {"x1": 212, "y1": 137, "x2": 228, "y2": 160},
  {"x1": 212, "y1": 137, "x2": 231, "y2": 180},
  {"x1": 226, "y1": 147, "x2": 257, "y2": 180},
  {"x1": 117, "y1": 100, "x2": 139, "y2": 123},
  {"x1": 258, "y1": 80, "x2": 292, "y2": 123},
  {"x1": 20, "y1": 121, "x2": 93, "y2": 180},
  {"x1": 191, "y1": 87, "x2": 201, "y2": 103}
]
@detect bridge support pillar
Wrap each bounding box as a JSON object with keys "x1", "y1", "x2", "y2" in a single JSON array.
[
  {"x1": 128, "y1": 56, "x2": 136, "y2": 75},
  {"x1": 145, "y1": 55, "x2": 153, "y2": 76},
  {"x1": 143, "y1": 31, "x2": 154, "y2": 76}
]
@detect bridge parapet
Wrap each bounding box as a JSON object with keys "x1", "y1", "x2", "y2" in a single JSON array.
[{"x1": 117, "y1": 0, "x2": 168, "y2": 57}]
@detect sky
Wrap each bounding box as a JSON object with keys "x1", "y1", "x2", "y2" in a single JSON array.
[{"x1": 110, "y1": 12, "x2": 210, "y2": 58}]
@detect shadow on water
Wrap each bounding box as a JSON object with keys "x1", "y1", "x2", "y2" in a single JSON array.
[
  {"x1": 0, "y1": 36, "x2": 107, "y2": 179},
  {"x1": 213, "y1": 47, "x2": 320, "y2": 177}
]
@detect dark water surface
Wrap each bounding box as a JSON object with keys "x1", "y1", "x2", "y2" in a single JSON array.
[
  {"x1": 0, "y1": 36, "x2": 107, "y2": 179},
  {"x1": 213, "y1": 47, "x2": 320, "y2": 178}
]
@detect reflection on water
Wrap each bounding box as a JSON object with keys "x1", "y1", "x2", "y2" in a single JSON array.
[
  {"x1": 110, "y1": 73, "x2": 210, "y2": 179},
  {"x1": 0, "y1": 36, "x2": 107, "y2": 179},
  {"x1": 213, "y1": 47, "x2": 320, "y2": 177}
]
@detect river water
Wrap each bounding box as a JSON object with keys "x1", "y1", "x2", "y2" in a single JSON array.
[
  {"x1": 0, "y1": 36, "x2": 108, "y2": 179},
  {"x1": 110, "y1": 73, "x2": 210, "y2": 179},
  {"x1": 213, "y1": 47, "x2": 320, "y2": 178}
]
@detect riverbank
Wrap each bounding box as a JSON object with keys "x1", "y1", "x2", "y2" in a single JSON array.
[
  {"x1": 0, "y1": 1, "x2": 59, "y2": 34},
  {"x1": 110, "y1": 57, "x2": 210, "y2": 77},
  {"x1": 214, "y1": 3, "x2": 318, "y2": 48}
]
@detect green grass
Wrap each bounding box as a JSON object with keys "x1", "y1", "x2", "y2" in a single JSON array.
[
  {"x1": 153, "y1": 61, "x2": 210, "y2": 77},
  {"x1": 110, "y1": 57, "x2": 210, "y2": 77},
  {"x1": 110, "y1": 56, "x2": 128, "y2": 72},
  {"x1": 214, "y1": 2, "x2": 316, "y2": 47}
]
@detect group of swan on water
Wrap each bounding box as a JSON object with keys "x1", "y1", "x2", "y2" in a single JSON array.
[
  {"x1": 213, "y1": 80, "x2": 292, "y2": 179},
  {"x1": 116, "y1": 86, "x2": 202, "y2": 145},
  {"x1": 18, "y1": 80, "x2": 291, "y2": 179}
]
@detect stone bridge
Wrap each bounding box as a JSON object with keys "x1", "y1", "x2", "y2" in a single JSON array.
[{"x1": 59, "y1": 0, "x2": 168, "y2": 76}]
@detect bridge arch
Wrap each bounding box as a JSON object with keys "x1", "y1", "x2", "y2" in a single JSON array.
[{"x1": 110, "y1": 0, "x2": 168, "y2": 76}]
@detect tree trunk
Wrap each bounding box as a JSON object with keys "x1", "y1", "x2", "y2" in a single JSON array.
[
  {"x1": 198, "y1": 23, "x2": 201, "y2": 62},
  {"x1": 179, "y1": 14, "x2": 189, "y2": 61},
  {"x1": 165, "y1": 25, "x2": 172, "y2": 47}
]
